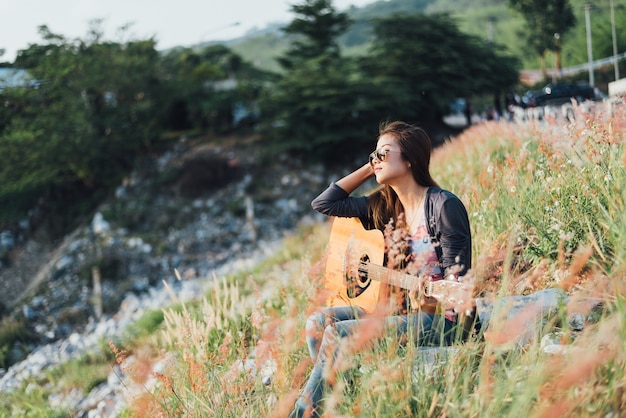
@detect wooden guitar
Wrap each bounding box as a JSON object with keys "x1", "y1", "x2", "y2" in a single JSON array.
[{"x1": 324, "y1": 217, "x2": 473, "y2": 314}]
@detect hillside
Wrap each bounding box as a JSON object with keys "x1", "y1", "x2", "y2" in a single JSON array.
[
  {"x1": 222, "y1": 0, "x2": 623, "y2": 86},
  {"x1": 227, "y1": 0, "x2": 524, "y2": 74},
  {"x1": 3, "y1": 102, "x2": 624, "y2": 415},
  {"x1": 0, "y1": 130, "x2": 397, "y2": 366}
]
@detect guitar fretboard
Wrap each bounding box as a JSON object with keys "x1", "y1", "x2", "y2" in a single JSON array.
[{"x1": 360, "y1": 262, "x2": 420, "y2": 291}]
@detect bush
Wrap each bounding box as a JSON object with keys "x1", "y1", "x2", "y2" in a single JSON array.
[{"x1": 0, "y1": 316, "x2": 33, "y2": 369}]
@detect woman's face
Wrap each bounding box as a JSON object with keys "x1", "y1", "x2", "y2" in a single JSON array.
[{"x1": 371, "y1": 133, "x2": 411, "y2": 185}]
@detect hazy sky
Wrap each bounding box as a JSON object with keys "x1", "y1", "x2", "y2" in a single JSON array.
[{"x1": 0, "y1": 0, "x2": 375, "y2": 62}]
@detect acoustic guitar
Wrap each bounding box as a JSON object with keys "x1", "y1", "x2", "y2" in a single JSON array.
[{"x1": 324, "y1": 217, "x2": 473, "y2": 314}]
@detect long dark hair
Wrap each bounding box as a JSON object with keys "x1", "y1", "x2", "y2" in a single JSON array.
[{"x1": 368, "y1": 121, "x2": 440, "y2": 230}]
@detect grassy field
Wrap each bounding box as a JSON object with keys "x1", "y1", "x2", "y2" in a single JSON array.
[
  {"x1": 3, "y1": 100, "x2": 625, "y2": 416},
  {"x1": 117, "y1": 101, "x2": 624, "y2": 417}
]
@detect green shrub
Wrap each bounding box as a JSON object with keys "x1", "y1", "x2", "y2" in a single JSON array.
[{"x1": 0, "y1": 316, "x2": 33, "y2": 369}]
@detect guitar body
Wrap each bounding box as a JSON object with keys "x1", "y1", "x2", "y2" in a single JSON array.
[{"x1": 324, "y1": 217, "x2": 385, "y2": 313}]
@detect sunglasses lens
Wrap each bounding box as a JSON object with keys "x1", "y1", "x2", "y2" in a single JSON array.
[{"x1": 369, "y1": 149, "x2": 387, "y2": 166}]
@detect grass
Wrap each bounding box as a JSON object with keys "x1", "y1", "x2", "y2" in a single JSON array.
[
  {"x1": 2, "y1": 100, "x2": 625, "y2": 416},
  {"x1": 122, "y1": 101, "x2": 624, "y2": 417}
]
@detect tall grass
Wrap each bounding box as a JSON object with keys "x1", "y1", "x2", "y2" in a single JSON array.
[{"x1": 115, "y1": 101, "x2": 626, "y2": 417}]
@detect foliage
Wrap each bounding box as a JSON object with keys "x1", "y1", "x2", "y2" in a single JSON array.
[
  {"x1": 258, "y1": 55, "x2": 378, "y2": 161},
  {"x1": 508, "y1": 0, "x2": 576, "y2": 75},
  {"x1": 159, "y1": 44, "x2": 274, "y2": 133},
  {"x1": 0, "y1": 316, "x2": 33, "y2": 369},
  {"x1": 124, "y1": 309, "x2": 165, "y2": 340},
  {"x1": 278, "y1": 0, "x2": 351, "y2": 69},
  {"x1": 1, "y1": 24, "x2": 272, "y2": 235},
  {"x1": 0, "y1": 385, "x2": 68, "y2": 418},
  {"x1": 228, "y1": 0, "x2": 626, "y2": 80},
  {"x1": 2, "y1": 0, "x2": 624, "y2": 233},
  {"x1": 258, "y1": 0, "x2": 378, "y2": 162},
  {"x1": 360, "y1": 13, "x2": 520, "y2": 125},
  {"x1": 566, "y1": 0, "x2": 626, "y2": 70},
  {"x1": 0, "y1": 23, "x2": 163, "y2": 233},
  {"x1": 260, "y1": 6, "x2": 520, "y2": 162}
]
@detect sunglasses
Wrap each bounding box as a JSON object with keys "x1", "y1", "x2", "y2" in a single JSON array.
[{"x1": 369, "y1": 148, "x2": 401, "y2": 167}]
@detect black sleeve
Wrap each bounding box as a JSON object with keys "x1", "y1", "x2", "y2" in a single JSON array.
[
  {"x1": 311, "y1": 183, "x2": 369, "y2": 218},
  {"x1": 436, "y1": 194, "x2": 472, "y2": 277}
]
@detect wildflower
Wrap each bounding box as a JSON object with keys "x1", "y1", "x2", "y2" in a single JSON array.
[
  {"x1": 487, "y1": 165, "x2": 494, "y2": 174},
  {"x1": 154, "y1": 371, "x2": 174, "y2": 394},
  {"x1": 109, "y1": 341, "x2": 129, "y2": 370},
  {"x1": 510, "y1": 186, "x2": 516, "y2": 194},
  {"x1": 604, "y1": 173, "x2": 612, "y2": 182}
]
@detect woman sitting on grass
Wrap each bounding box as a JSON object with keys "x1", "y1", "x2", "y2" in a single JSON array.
[{"x1": 289, "y1": 121, "x2": 474, "y2": 418}]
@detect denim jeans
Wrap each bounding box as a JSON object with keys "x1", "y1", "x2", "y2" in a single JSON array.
[{"x1": 289, "y1": 305, "x2": 457, "y2": 417}]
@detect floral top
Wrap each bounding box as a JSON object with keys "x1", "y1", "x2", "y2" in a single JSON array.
[{"x1": 410, "y1": 218, "x2": 443, "y2": 280}]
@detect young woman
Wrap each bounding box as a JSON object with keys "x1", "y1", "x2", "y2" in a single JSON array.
[{"x1": 288, "y1": 121, "x2": 473, "y2": 418}]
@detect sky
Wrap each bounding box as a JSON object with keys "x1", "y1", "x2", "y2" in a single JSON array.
[{"x1": 0, "y1": 0, "x2": 376, "y2": 63}]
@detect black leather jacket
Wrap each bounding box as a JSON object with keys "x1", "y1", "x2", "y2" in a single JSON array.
[{"x1": 311, "y1": 183, "x2": 472, "y2": 277}]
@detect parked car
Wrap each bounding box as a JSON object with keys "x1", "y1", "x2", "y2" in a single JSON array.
[{"x1": 522, "y1": 82, "x2": 596, "y2": 107}]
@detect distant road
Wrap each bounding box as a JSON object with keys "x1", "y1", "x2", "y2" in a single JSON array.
[{"x1": 520, "y1": 52, "x2": 626, "y2": 85}]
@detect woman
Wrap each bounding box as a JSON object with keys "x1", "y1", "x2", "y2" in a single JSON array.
[{"x1": 288, "y1": 121, "x2": 473, "y2": 418}]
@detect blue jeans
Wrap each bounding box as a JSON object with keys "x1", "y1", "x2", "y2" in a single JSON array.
[{"x1": 289, "y1": 305, "x2": 457, "y2": 417}]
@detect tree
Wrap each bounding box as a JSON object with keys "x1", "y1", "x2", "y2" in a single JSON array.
[
  {"x1": 508, "y1": 0, "x2": 576, "y2": 79},
  {"x1": 260, "y1": 56, "x2": 377, "y2": 160},
  {"x1": 277, "y1": 0, "x2": 350, "y2": 70},
  {"x1": 260, "y1": 7, "x2": 521, "y2": 161},
  {"x1": 159, "y1": 45, "x2": 274, "y2": 133},
  {"x1": 0, "y1": 23, "x2": 163, "y2": 233},
  {"x1": 259, "y1": 0, "x2": 376, "y2": 162},
  {"x1": 360, "y1": 13, "x2": 520, "y2": 126}
]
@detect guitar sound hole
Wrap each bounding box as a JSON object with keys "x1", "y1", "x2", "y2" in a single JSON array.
[
  {"x1": 345, "y1": 254, "x2": 371, "y2": 299},
  {"x1": 358, "y1": 254, "x2": 370, "y2": 286}
]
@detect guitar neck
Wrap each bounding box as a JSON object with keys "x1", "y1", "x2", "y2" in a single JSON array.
[{"x1": 363, "y1": 262, "x2": 417, "y2": 291}]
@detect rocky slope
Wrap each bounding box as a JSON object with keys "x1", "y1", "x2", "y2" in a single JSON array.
[
  {"x1": 1, "y1": 134, "x2": 337, "y2": 333},
  {"x1": 0, "y1": 133, "x2": 361, "y2": 405}
]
